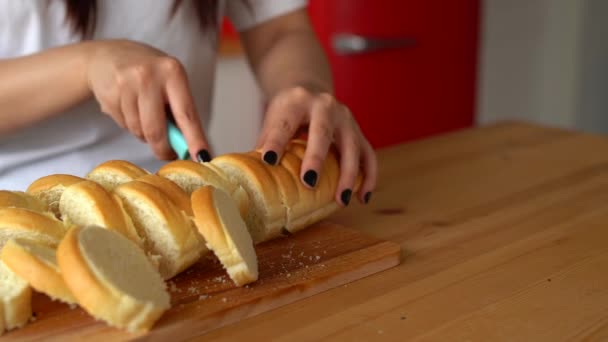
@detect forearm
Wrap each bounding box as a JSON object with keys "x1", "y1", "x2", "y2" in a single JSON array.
[
  {"x1": 0, "y1": 43, "x2": 93, "y2": 134},
  {"x1": 241, "y1": 10, "x2": 333, "y2": 99}
]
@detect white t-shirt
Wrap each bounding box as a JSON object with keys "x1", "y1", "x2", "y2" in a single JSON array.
[{"x1": 0, "y1": 0, "x2": 306, "y2": 190}]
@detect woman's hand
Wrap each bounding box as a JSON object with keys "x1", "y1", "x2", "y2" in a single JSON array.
[
  {"x1": 256, "y1": 86, "x2": 377, "y2": 206},
  {"x1": 86, "y1": 40, "x2": 210, "y2": 161}
]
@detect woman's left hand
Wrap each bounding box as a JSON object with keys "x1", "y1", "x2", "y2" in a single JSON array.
[{"x1": 256, "y1": 86, "x2": 377, "y2": 206}]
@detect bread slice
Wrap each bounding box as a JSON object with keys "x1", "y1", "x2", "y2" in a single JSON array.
[
  {"x1": 211, "y1": 154, "x2": 286, "y2": 243},
  {"x1": 191, "y1": 186, "x2": 258, "y2": 286},
  {"x1": 113, "y1": 181, "x2": 204, "y2": 279},
  {"x1": 0, "y1": 207, "x2": 67, "y2": 249},
  {"x1": 1, "y1": 239, "x2": 76, "y2": 304},
  {"x1": 204, "y1": 162, "x2": 250, "y2": 218},
  {"x1": 136, "y1": 174, "x2": 192, "y2": 216},
  {"x1": 86, "y1": 160, "x2": 150, "y2": 191},
  {"x1": 59, "y1": 180, "x2": 142, "y2": 247},
  {"x1": 26, "y1": 174, "x2": 85, "y2": 218},
  {"x1": 158, "y1": 160, "x2": 228, "y2": 194},
  {"x1": 157, "y1": 160, "x2": 249, "y2": 218},
  {"x1": 0, "y1": 191, "x2": 47, "y2": 213},
  {"x1": 0, "y1": 261, "x2": 31, "y2": 335},
  {"x1": 57, "y1": 226, "x2": 170, "y2": 332}
]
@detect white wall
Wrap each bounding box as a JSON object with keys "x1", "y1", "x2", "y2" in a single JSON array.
[{"x1": 477, "y1": 0, "x2": 607, "y2": 132}]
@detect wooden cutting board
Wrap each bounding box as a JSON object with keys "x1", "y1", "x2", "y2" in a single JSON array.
[{"x1": 3, "y1": 222, "x2": 401, "y2": 341}]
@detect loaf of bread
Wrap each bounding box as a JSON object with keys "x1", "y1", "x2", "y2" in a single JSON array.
[
  {"x1": 57, "y1": 226, "x2": 170, "y2": 332},
  {"x1": 0, "y1": 139, "x2": 355, "y2": 334}
]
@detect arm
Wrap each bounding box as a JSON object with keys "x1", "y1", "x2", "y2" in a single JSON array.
[
  {"x1": 240, "y1": 9, "x2": 377, "y2": 205},
  {"x1": 0, "y1": 43, "x2": 92, "y2": 134},
  {"x1": 0, "y1": 40, "x2": 209, "y2": 161},
  {"x1": 239, "y1": 9, "x2": 332, "y2": 98}
]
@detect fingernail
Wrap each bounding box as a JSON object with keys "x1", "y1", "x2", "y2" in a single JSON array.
[
  {"x1": 196, "y1": 149, "x2": 212, "y2": 162},
  {"x1": 364, "y1": 191, "x2": 372, "y2": 204},
  {"x1": 341, "y1": 189, "x2": 352, "y2": 206},
  {"x1": 263, "y1": 150, "x2": 278, "y2": 165},
  {"x1": 303, "y1": 170, "x2": 317, "y2": 187}
]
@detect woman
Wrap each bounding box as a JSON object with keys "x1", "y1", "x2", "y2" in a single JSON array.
[{"x1": 0, "y1": 0, "x2": 376, "y2": 206}]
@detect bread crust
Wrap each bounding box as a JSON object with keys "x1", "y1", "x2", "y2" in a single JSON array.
[
  {"x1": 87, "y1": 160, "x2": 150, "y2": 181},
  {"x1": 114, "y1": 181, "x2": 204, "y2": 279},
  {"x1": 0, "y1": 191, "x2": 47, "y2": 213},
  {"x1": 26, "y1": 174, "x2": 85, "y2": 218},
  {"x1": 191, "y1": 186, "x2": 257, "y2": 286},
  {"x1": 158, "y1": 160, "x2": 229, "y2": 193},
  {"x1": 0, "y1": 207, "x2": 67, "y2": 247},
  {"x1": 211, "y1": 153, "x2": 285, "y2": 242},
  {"x1": 59, "y1": 180, "x2": 142, "y2": 246},
  {"x1": 1, "y1": 239, "x2": 75, "y2": 304},
  {"x1": 136, "y1": 174, "x2": 193, "y2": 216},
  {"x1": 57, "y1": 226, "x2": 169, "y2": 332}
]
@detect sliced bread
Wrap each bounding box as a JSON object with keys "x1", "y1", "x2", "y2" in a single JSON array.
[
  {"x1": 211, "y1": 153, "x2": 286, "y2": 243},
  {"x1": 0, "y1": 207, "x2": 67, "y2": 249},
  {"x1": 0, "y1": 191, "x2": 47, "y2": 213},
  {"x1": 113, "y1": 181, "x2": 204, "y2": 279},
  {"x1": 136, "y1": 174, "x2": 192, "y2": 216},
  {"x1": 26, "y1": 174, "x2": 85, "y2": 218},
  {"x1": 1, "y1": 239, "x2": 76, "y2": 304},
  {"x1": 57, "y1": 226, "x2": 170, "y2": 332},
  {"x1": 204, "y1": 162, "x2": 250, "y2": 218},
  {"x1": 280, "y1": 148, "x2": 341, "y2": 232},
  {"x1": 245, "y1": 151, "x2": 302, "y2": 233},
  {"x1": 0, "y1": 261, "x2": 31, "y2": 335},
  {"x1": 191, "y1": 186, "x2": 258, "y2": 286},
  {"x1": 157, "y1": 160, "x2": 249, "y2": 218},
  {"x1": 86, "y1": 160, "x2": 150, "y2": 191},
  {"x1": 59, "y1": 180, "x2": 142, "y2": 247}
]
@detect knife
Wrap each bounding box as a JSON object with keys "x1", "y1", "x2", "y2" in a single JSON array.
[
  {"x1": 167, "y1": 120, "x2": 190, "y2": 160},
  {"x1": 165, "y1": 106, "x2": 190, "y2": 160}
]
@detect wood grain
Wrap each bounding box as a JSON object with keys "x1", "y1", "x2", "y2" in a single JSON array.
[
  {"x1": 198, "y1": 121, "x2": 608, "y2": 341},
  {"x1": 2, "y1": 223, "x2": 400, "y2": 341}
]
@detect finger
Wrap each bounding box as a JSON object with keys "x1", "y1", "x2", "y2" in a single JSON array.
[
  {"x1": 258, "y1": 88, "x2": 310, "y2": 166},
  {"x1": 358, "y1": 138, "x2": 377, "y2": 204},
  {"x1": 120, "y1": 89, "x2": 144, "y2": 141},
  {"x1": 300, "y1": 94, "x2": 336, "y2": 188},
  {"x1": 334, "y1": 125, "x2": 360, "y2": 207},
  {"x1": 98, "y1": 99, "x2": 126, "y2": 129},
  {"x1": 138, "y1": 83, "x2": 175, "y2": 160},
  {"x1": 163, "y1": 58, "x2": 211, "y2": 161}
]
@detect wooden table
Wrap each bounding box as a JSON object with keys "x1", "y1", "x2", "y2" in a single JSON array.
[{"x1": 201, "y1": 122, "x2": 608, "y2": 341}]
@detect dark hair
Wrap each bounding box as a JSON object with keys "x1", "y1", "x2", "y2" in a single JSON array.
[{"x1": 64, "y1": 0, "x2": 220, "y2": 38}]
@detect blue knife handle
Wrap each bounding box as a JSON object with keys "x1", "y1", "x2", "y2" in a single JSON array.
[{"x1": 167, "y1": 121, "x2": 190, "y2": 160}]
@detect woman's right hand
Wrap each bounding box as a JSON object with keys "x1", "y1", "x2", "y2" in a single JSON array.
[{"x1": 85, "y1": 39, "x2": 209, "y2": 161}]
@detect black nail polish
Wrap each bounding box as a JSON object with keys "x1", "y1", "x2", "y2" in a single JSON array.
[
  {"x1": 341, "y1": 189, "x2": 352, "y2": 206},
  {"x1": 263, "y1": 150, "x2": 278, "y2": 165},
  {"x1": 364, "y1": 192, "x2": 372, "y2": 204},
  {"x1": 303, "y1": 170, "x2": 318, "y2": 187},
  {"x1": 196, "y1": 149, "x2": 211, "y2": 162}
]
